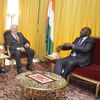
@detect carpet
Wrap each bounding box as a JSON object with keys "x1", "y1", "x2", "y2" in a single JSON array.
[{"x1": 0, "y1": 64, "x2": 99, "y2": 100}]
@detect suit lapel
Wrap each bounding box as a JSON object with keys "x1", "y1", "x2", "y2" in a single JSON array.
[
  {"x1": 80, "y1": 37, "x2": 89, "y2": 45},
  {"x1": 10, "y1": 33, "x2": 19, "y2": 42},
  {"x1": 16, "y1": 32, "x2": 21, "y2": 42},
  {"x1": 74, "y1": 37, "x2": 89, "y2": 46},
  {"x1": 10, "y1": 33, "x2": 16, "y2": 40},
  {"x1": 75, "y1": 38, "x2": 80, "y2": 44}
]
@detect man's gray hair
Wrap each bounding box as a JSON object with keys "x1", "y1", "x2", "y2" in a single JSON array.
[{"x1": 10, "y1": 24, "x2": 18, "y2": 28}]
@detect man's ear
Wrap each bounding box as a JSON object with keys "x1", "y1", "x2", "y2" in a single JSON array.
[
  {"x1": 88, "y1": 33, "x2": 91, "y2": 36},
  {"x1": 87, "y1": 32, "x2": 90, "y2": 36}
]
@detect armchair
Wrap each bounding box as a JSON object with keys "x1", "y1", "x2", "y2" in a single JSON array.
[
  {"x1": 67, "y1": 37, "x2": 100, "y2": 98},
  {"x1": 3, "y1": 30, "x2": 28, "y2": 69}
]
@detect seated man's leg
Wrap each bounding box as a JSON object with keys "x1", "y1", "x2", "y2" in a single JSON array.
[
  {"x1": 55, "y1": 57, "x2": 69, "y2": 76},
  {"x1": 62, "y1": 57, "x2": 79, "y2": 78},
  {"x1": 26, "y1": 48, "x2": 35, "y2": 70},
  {"x1": 11, "y1": 50, "x2": 22, "y2": 74}
]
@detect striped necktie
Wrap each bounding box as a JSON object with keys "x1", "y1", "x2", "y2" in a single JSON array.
[
  {"x1": 77, "y1": 38, "x2": 83, "y2": 45},
  {"x1": 71, "y1": 38, "x2": 83, "y2": 56},
  {"x1": 15, "y1": 34, "x2": 20, "y2": 42}
]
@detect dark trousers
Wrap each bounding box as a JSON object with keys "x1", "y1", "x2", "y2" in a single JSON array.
[
  {"x1": 11, "y1": 48, "x2": 35, "y2": 70},
  {"x1": 55, "y1": 56, "x2": 79, "y2": 78}
]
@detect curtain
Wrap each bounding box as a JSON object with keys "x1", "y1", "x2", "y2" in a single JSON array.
[
  {"x1": 0, "y1": 0, "x2": 7, "y2": 43},
  {"x1": 18, "y1": 0, "x2": 48, "y2": 58},
  {"x1": 35, "y1": 0, "x2": 48, "y2": 58},
  {"x1": 54, "y1": 0, "x2": 100, "y2": 57},
  {"x1": 19, "y1": 0, "x2": 100, "y2": 58}
]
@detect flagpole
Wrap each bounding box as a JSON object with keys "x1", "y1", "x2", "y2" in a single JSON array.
[
  {"x1": 37, "y1": 0, "x2": 40, "y2": 28},
  {"x1": 36, "y1": 0, "x2": 40, "y2": 58}
]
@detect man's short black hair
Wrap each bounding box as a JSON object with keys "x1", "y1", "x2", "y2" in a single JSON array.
[{"x1": 84, "y1": 27, "x2": 91, "y2": 35}]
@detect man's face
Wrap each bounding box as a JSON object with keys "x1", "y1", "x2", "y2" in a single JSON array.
[
  {"x1": 80, "y1": 27, "x2": 89, "y2": 37},
  {"x1": 11, "y1": 25, "x2": 18, "y2": 34}
]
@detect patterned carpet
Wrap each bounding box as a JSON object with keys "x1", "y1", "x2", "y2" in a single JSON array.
[{"x1": 0, "y1": 64, "x2": 100, "y2": 100}]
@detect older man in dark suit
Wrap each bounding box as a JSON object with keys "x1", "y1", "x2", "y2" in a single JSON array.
[
  {"x1": 5, "y1": 25, "x2": 35, "y2": 74},
  {"x1": 55, "y1": 27, "x2": 94, "y2": 78}
]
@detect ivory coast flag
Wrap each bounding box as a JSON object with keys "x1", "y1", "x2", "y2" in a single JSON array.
[{"x1": 45, "y1": 0, "x2": 54, "y2": 55}]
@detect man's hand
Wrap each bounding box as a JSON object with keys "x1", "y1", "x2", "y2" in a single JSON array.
[
  {"x1": 17, "y1": 47, "x2": 25, "y2": 52},
  {"x1": 24, "y1": 43, "x2": 30, "y2": 48},
  {"x1": 56, "y1": 45, "x2": 62, "y2": 52},
  {"x1": 20, "y1": 47, "x2": 25, "y2": 52}
]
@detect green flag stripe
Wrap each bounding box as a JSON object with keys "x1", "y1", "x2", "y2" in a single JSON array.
[{"x1": 46, "y1": 18, "x2": 53, "y2": 55}]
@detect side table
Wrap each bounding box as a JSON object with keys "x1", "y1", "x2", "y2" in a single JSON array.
[
  {"x1": 0, "y1": 54, "x2": 10, "y2": 77},
  {"x1": 0, "y1": 53, "x2": 10, "y2": 67},
  {"x1": 44, "y1": 56, "x2": 57, "y2": 72}
]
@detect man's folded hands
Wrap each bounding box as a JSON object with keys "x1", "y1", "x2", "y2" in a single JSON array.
[{"x1": 17, "y1": 47, "x2": 25, "y2": 52}]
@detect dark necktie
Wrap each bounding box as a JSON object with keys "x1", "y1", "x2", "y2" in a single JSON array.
[
  {"x1": 15, "y1": 34, "x2": 20, "y2": 42},
  {"x1": 71, "y1": 38, "x2": 83, "y2": 56}
]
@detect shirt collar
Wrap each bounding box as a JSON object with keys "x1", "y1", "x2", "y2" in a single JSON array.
[
  {"x1": 11, "y1": 32, "x2": 17, "y2": 35},
  {"x1": 82, "y1": 36, "x2": 88, "y2": 40}
]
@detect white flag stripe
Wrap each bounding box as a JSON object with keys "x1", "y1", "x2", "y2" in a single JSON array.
[{"x1": 48, "y1": 0, "x2": 54, "y2": 41}]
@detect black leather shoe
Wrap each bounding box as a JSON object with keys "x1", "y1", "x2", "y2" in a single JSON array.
[
  {"x1": 0, "y1": 67, "x2": 10, "y2": 73},
  {"x1": 17, "y1": 68, "x2": 22, "y2": 74}
]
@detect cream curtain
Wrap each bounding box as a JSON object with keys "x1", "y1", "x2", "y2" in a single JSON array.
[
  {"x1": 18, "y1": 0, "x2": 48, "y2": 58},
  {"x1": 54, "y1": 0, "x2": 100, "y2": 57},
  {"x1": 0, "y1": 0, "x2": 7, "y2": 43}
]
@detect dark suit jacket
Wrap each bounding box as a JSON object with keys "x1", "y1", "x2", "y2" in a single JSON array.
[
  {"x1": 5, "y1": 32, "x2": 30, "y2": 52},
  {"x1": 62, "y1": 36, "x2": 94, "y2": 66}
]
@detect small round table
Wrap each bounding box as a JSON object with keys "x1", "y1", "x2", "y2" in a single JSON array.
[{"x1": 16, "y1": 70, "x2": 67, "y2": 100}]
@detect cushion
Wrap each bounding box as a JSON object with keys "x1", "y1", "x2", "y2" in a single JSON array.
[
  {"x1": 72, "y1": 64, "x2": 100, "y2": 81},
  {"x1": 92, "y1": 37, "x2": 100, "y2": 65}
]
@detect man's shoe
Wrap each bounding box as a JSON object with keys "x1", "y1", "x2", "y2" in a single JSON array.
[
  {"x1": 17, "y1": 68, "x2": 22, "y2": 74},
  {"x1": 0, "y1": 67, "x2": 10, "y2": 73}
]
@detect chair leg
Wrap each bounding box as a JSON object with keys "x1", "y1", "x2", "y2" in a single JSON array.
[
  {"x1": 0, "y1": 59, "x2": 7, "y2": 67},
  {"x1": 96, "y1": 83, "x2": 99, "y2": 98},
  {"x1": 2, "y1": 59, "x2": 6, "y2": 66},
  {"x1": 51, "y1": 63, "x2": 55, "y2": 72},
  {"x1": 67, "y1": 75, "x2": 70, "y2": 84},
  {"x1": 10, "y1": 60, "x2": 14, "y2": 70}
]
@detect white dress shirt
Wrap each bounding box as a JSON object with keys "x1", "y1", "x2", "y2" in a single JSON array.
[{"x1": 71, "y1": 36, "x2": 88, "y2": 57}]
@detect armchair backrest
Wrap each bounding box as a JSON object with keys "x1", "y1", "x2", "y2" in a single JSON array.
[
  {"x1": 3, "y1": 30, "x2": 11, "y2": 45},
  {"x1": 92, "y1": 37, "x2": 100, "y2": 65},
  {"x1": 3, "y1": 30, "x2": 28, "y2": 57},
  {"x1": 3, "y1": 30, "x2": 11, "y2": 55}
]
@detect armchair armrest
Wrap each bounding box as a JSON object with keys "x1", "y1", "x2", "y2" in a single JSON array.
[
  {"x1": 3, "y1": 44, "x2": 11, "y2": 56},
  {"x1": 6, "y1": 45, "x2": 11, "y2": 56}
]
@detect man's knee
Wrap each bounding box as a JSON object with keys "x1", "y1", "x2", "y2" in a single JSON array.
[
  {"x1": 28, "y1": 48, "x2": 35, "y2": 55},
  {"x1": 56, "y1": 59, "x2": 62, "y2": 65}
]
